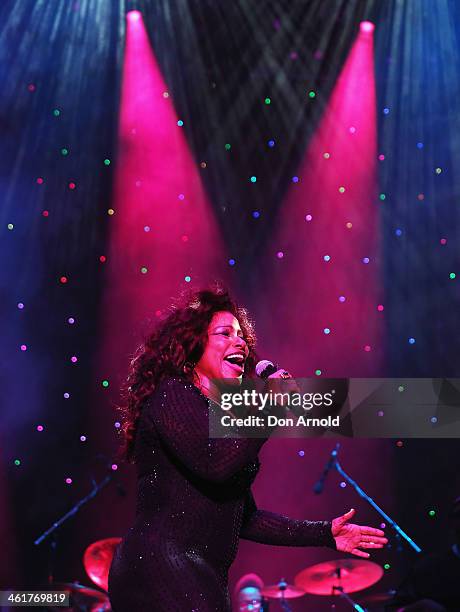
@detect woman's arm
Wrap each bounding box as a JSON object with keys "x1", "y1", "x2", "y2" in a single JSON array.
[
  {"x1": 144, "y1": 377, "x2": 268, "y2": 483},
  {"x1": 240, "y1": 491, "x2": 387, "y2": 556},
  {"x1": 240, "y1": 490, "x2": 336, "y2": 548}
]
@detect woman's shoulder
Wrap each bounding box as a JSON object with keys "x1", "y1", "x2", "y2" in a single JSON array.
[{"x1": 145, "y1": 376, "x2": 207, "y2": 408}]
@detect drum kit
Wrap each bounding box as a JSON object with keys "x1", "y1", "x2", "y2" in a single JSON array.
[
  {"x1": 50, "y1": 538, "x2": 394, "y2": 611},
  {"x1": 244, "y1": 559, "x2": 395, "y2": 611},
  {"x1": 47, "y1": 538, "x2": 121, "y2": 611}
]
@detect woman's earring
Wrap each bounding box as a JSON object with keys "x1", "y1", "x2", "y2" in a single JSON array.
[{"x1": 183, "y1": 361, "x2": 195, "y2": 374}]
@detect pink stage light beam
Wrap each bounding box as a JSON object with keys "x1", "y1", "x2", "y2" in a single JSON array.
[{"x1": 257, "y1": 23, "x2": 383, "y2": 377}]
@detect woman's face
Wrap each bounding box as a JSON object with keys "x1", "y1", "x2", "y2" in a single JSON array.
[{"x1": 195, "y1": 311, "x2": 249, "y2": 381}]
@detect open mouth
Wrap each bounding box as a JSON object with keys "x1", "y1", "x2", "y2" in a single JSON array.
[{"x1": 223, "y1": 353, "x2": 245, "y2": 376}]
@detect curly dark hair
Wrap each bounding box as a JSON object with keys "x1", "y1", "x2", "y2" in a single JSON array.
[{"x1": 119, "y1": 286, "x2": 257, "y2": 461}]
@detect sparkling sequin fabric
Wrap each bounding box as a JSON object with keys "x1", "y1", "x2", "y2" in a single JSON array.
[{"x1": 108, "y1": 377, "x2": 336, "y2": 612}]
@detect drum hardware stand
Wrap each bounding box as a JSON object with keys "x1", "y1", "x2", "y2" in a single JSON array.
[
  {"x1": 322, "y1": 444, "x2": 422, "y2": 553},
  {"x1": 34, "y1": 471, "x2": 119, "y2": 586}
]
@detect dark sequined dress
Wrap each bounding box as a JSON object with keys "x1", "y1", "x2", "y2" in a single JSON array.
[{"x1": 108, "y1": 377, "x2": 336, "y2": 612}]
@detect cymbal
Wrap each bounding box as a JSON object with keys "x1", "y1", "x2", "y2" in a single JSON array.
[
  {"x1": 52, "y1": 582, "x2": 109, "y2": 607},
  {"x1": 295, "y1": 559, "x2": 383, "y2": 595},
  {"x1": 261, "y1": 584, "x2": 306, "y2": 599},
  {"x1": 83, "y1": 537, "x2": 122, "y2": 592}
]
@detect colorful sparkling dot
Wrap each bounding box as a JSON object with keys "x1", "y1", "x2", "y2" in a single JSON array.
[
  {"x1": 276, "y1": 251, "x2": 284, "y2": 259},
  {"x1": 68, "y1": 182, "x2": 76, "y2": 190},
  {"x1": 264, "y1": 97, "x2": 271, "y2": 105},
  {"x1": 102, "y1": 380, "x2": 109, "y2": 387},
  {"x1": 384, "y1": 563, "x2": 391, "y2": 570},
  {"x1": 37, "y1": 177, "x2": 44, "y2": 184},
  {"x1": 80, "y1": 435, "x2": 87, "y2": 442},
  {"x1": 68, "y1": 317, "x2": 75, "y2": 324},
  {"x1": 339, "y1": 296, "x2": 346, "y2": 303},
  {"x1": 364, "y1": 345, "x2": 371, "y2": 352},
  {"x1": 64, "y1": 392, "x2": 70, "y2": 399},
  {"x1": 185, "y1": 275, "x2": 191, "y2": 282},
  {"x1": 378, "y1": 154, "x2": 385, "y2": 161},
  {"x1": 71, "y1": 356, "x2": 78, "y2": 363},
  {"x1": 61, "y1": 148, "x2": 68, "y2": 156},
  {"x1": 18, "y1": 302, "x2": 24, "y2": 309},
  {"x1": 323, "y1": 328, "x2": 331, "y2": 335},
  {"x1": 395, "y1": 228, "x2": 402, "y2": 236},
  {"x1": 228, "y1": 259, "x2": 236, "y2": 266},
  {"x1": 99, "y1": 255, "x2": 106, "y2": 263},
  {"x1": 28, "y1": 83, "x2": 36, "y2": 92},
  {"x1": 53, "y1": 109, "x2": 61, "y2": 116},
  {"x1": 7, "y1": 223, "x2": 14, "y2": 230},
  {"x1": 396, "y1": 440, "x2": 403, "y2": 447},
  {"x1": 181, "y1": 235, "x2": 189, "y2": 242},
  {"x1": 65, "y1": 478, "x2": 72, "y2": 484},
  {"x1": 346, "y1": 222, "x2": 353, "y2": 229},
  {"x1": 42, "y1": 210, "x2": 49, "y2": 217},
  {"x1": 315, "y1": 369, "x2": 322, "y2": 376},
  {"x1": 177, "y1": 120, "x2": 184, "y2": 126},
  {"x1": 298, "y1": 450, "x2": 305, "y2": 457},
  {"x1": 104, "y1": 158, "x2": 111, "y2": 166},
  {"x1": 163, "y1": 91, "x2": 169, "y2": 98},
  {"x1": 323, "y1": 152, "x2": 330, "y2": 159},
  {"x1": 114, "y1": 421, "x2": 121, "y2": 429},
  {"x1": 268, "y1": 140, "x2": 275, "y2": 147},
  {"x1": 440, "y1": 238, "x2": 447, "y2": 245},
  {"x1": 308, "y1": 90, "x2": 316, "y2": 98},
  {"x1": 250, "y1": 176, "x2": 257, "y2": 183},
  {"x1": 305, "y1": 214, "x2": 312, "y2": 221},
  {"x1": 408, "y1": 337, "x2": 416, "y2": 344},
  {"x1": 349, "y1": 126, "x2": 356, "y2": 134},
  {"x1": 14, "y1": 459, "x2": 21, "y2": 466},
  {"x1": 37, "y1": 425, "x2": 44, "y2": 432},
  {"x1": 338, "y1": 186, "x2": 345, "y2": 193},
  {"x1": 200, "y1": 162, "x2": 207, "y2": 168},
  {"x1": 398, "y1": 385, "x2": 404, "y2": 392},
  {"x1": 108, "y1": 209, "x2": 115, "y2": 215},
  {"x1": 380, "y1": 523, "x2": 386, "y2": 529},
  {"x1": 60, "y1": 276, "x2": 68, "y2": 284},
  {"x1": 435, "y1": 167, "x2": 442, "y2": 174},
  {"x1": 383, "y1": 107, "x2": 390, "y2": 114},
  {"x1": 111, "y1": 464, "x2": 118, "y2": 471},
  {"x1": 417, "y1": 193, "x2": 424, "y2": 201},
  {"x1": 224, "y1": 143, "x2": 231, "y2": 150},
  {"x1": 252, "y1": 211, "x2": 260, "y2": 218},
  {"x1": 323, "y1": 255, "x2": 331, "y2": 262},
  {"x1": 379, "y1": 193, "x2": 386, "y2": 201},
  {"x1": 178, "y1": 193, "x2": 185, "y2": 200},
  {"x1": 363, "y1": 257, "x2": 370, "y2": 264},
  {"x1": 340, "y1": 482, "x2": 347, "y2": 488},
  {"x1": 377, "y1": 304, "x2": 384, "y2": 311},
  {"x1": 430, "y1": 416, "x2": 437, "y2": 424},
  {"x1": 417, "y1": 142, "x2": 424, "y2": 149},
  {"x1": 20, "y1": 344, "x2": 27, "y2": 351},
  {"x1": 450, "y1": 272, "x2": 456, "y2": 279},
  {"x1": 292, "y1": 176, "x2": 299, "y2": 183},
  {"x1": 140, "y1": 267, "x2": 148, "y2": 274}
]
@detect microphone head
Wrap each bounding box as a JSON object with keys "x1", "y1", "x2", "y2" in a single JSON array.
[{"x1": 255, "y1": 360, "x2": 277, "y2": 379}]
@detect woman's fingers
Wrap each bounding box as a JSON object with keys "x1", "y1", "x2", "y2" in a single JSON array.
[
  {"x1": 360, "y1": 535, "x2": 388, "y2": 544},
  {"x1": 351, "y1": 548, "x2": 370, "y2": 558},
  {"x1": 359, "y1": 541, "x2": 385, "y2": 549},
  {"x1": 360, "y1": 526, "x2": 385, "y2": 537}
]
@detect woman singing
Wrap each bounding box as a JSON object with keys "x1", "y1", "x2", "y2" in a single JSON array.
[{"x1": 108, "y1": 287, "x2": 386, "y2": 612}]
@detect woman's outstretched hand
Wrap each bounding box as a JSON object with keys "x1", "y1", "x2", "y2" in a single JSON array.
[{"x1": 331, "y1": 508, "x2": 387, "y2": 558}]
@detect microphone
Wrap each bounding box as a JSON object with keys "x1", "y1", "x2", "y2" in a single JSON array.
[
  {"x1": 255, "y1": 360, "x2": 279, "y2": 379},
  {"x1": 313, "y1": 443, "x2": 340, "y2": 494}
]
